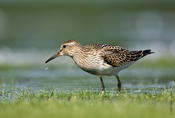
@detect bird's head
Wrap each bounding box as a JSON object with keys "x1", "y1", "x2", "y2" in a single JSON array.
[{"x1": 45, "y1": 40, "x2": 80, "y2": 63}]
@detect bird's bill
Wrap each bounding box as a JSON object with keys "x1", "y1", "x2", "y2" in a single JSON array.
[{"x1": 45, "y1": 52, "x2": 60, "y2": 63}]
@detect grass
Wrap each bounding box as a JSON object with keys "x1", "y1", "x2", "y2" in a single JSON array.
[
  {"x1": 0, "y1": 55, "x2": 174, "y2": 118},
  {"x1": 0, "y1": 88, "x2": 175, "y2": 118}
]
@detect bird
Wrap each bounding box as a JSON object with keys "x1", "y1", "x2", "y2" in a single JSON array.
[{"x1": 45, "y1": 40, "x2": 154, "y2": 93}]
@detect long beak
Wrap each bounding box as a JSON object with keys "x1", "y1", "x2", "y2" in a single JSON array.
[{"x1": 45, "y1": 52, "x2": 60, "y2": 64}]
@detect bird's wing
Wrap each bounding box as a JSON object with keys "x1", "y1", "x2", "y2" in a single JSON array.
[{"x1": 101, "y1": 45, "x2": 144, "y2": 67}]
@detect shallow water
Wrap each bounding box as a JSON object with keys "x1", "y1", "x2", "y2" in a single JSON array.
[
  {"x1": 0, "y1": 67, "x2": 174, "y2": 91},
  {"x1": 0, "y1": 50, "x2": 175, "y2": 92}
]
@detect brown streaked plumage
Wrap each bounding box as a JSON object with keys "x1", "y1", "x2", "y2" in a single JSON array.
[{"x1": 45, "y1": 40, "x2": 154, "y2": 93}]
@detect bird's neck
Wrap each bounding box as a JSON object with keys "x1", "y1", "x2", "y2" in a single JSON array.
[{"x1": 72, "y1": 48, "x2": 87, "y2": 68}]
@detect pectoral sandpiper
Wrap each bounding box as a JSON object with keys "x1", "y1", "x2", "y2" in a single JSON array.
[{"x1": 45, "y1": 40, "x2": 154, "y2": 93}]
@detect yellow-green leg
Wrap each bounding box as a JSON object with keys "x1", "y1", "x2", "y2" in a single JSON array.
[
  {"x1": 100, "y1": 76, "x2": 105, "y2": 93},
  {"x1": 115, "y1": 75, "x2": 121, "y2": 92}
]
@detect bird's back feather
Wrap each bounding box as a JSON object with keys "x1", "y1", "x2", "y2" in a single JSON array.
[{"x1": 101, "y1": 46, "x2": 153, "y2": 67}]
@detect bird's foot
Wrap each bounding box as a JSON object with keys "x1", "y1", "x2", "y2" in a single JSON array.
[
  {"x1": 101, "y1": 90, "x2": 105, "y2": 95},
  {"x1": 117, "y1": 90, "x2": 121, "y2": 95}
]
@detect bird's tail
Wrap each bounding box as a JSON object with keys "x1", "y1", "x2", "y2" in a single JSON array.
[
  {"x1": 128, "y1": 49, "x2": 154, "y2": 61},
  {"x1": 142, "y1": 49, "x2": 154, "y2": 57}
]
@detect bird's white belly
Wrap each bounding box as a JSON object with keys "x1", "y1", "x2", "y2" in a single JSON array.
[
  {"x1": 90, "y1": 63, "x2": 114, "y2": 75},
  {"x1": 73, "y1": 55, "x2": 134, "y2": 76},
  {"x1": 74, "y1": 57, "x2": 113, "y2": 75},
  {"x1": 81, "y1": 61, "x2": 135, "y2": 76}
]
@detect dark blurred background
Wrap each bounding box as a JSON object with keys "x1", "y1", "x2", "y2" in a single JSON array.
[
  {"x1": 0, "y1": 0, "x2": 175, "y2": 90},
  {"x1": 0, "y1": 0, "x2": 175, "y2": 51}
]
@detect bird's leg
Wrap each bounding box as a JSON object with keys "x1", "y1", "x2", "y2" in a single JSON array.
[
  {"x1": 115, "y1": 75, "x2": 121, "y2": 93},
  {"x1": 100, "y1": 76, "x2": 105, "y2": 93}
]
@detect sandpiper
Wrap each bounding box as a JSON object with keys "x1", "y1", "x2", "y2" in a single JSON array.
[{"x1": 45, "y1": 40, "x2": 153, "y2": 92}]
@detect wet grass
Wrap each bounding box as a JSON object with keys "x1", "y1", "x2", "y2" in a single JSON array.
[{"x1": 0, "y1": 88, "x2": 175, "y2": 118}]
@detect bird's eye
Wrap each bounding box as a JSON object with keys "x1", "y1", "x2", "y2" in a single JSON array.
[{"x1": 63, "y1": 45, "x2": 67, "y2": 48}]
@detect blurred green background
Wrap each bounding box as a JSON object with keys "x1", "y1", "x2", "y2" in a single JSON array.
[
  {"x1": 0, "y1": 0, "x2": 175, "y2": 90},
  {"x1": 0, "y1": 0, "x2": 175, "y2": 49}
]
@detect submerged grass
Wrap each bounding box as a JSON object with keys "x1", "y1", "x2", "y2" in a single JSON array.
[{"x1": 0, "y1": 88, "x2": 175, "y2": 118}]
